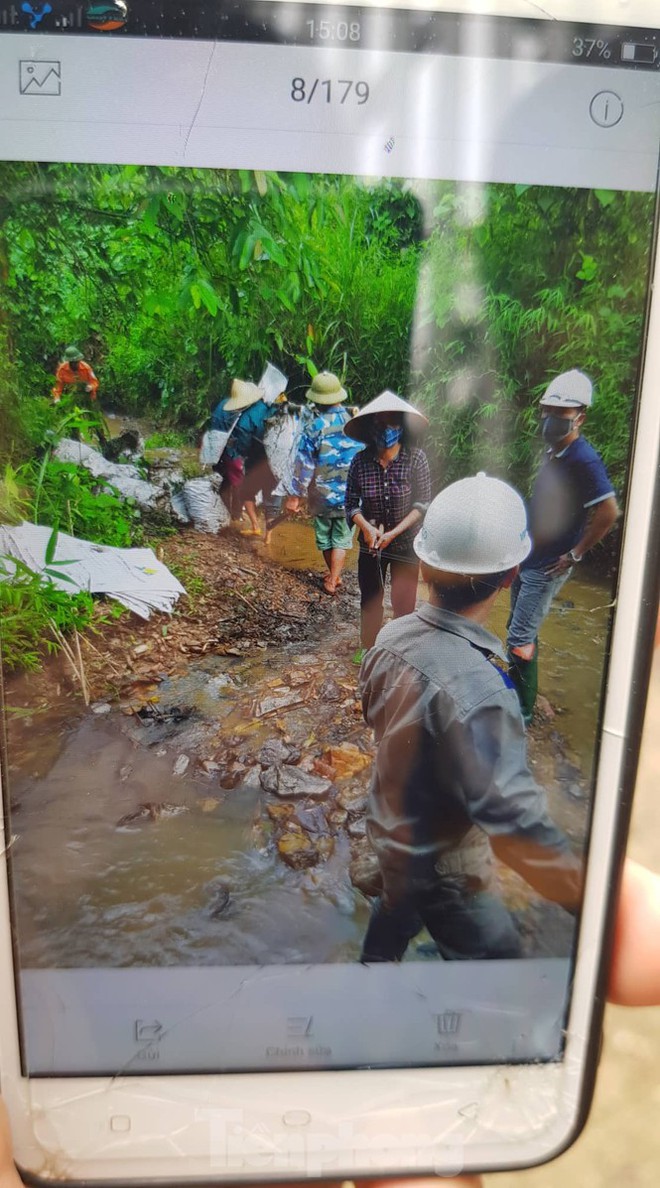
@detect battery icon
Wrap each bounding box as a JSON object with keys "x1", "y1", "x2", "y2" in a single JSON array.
[{"x1": 621, "y1": 42, "x2": 657, "y2": 64}]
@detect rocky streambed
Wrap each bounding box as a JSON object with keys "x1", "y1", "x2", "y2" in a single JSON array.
[{"x1": 4, "y1": 528, "x2": 594, "y2": 968}]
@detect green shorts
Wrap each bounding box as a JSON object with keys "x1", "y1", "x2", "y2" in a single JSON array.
[{"x1": 314, "y1": 514, "x2": 354, "y2": 552}]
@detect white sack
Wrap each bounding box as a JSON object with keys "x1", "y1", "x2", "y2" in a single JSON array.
[
  {"x1": 182, "y1": 478, "x2": 231, "y2": 534},
  {"x1": 264, "y1": 412, "x2": 302, "y2": 493}
]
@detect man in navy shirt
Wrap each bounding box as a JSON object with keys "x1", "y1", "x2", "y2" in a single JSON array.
[{"x1": 507, "y1": 369, "x2": 619, "y2": 723}]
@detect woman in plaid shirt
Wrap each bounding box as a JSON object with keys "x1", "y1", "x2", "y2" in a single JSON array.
[{"x1": 344, "y1": 391, "x2": 431, "y2": 658}]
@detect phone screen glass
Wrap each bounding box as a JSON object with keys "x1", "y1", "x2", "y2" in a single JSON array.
[{"x1": 0, "y1": 1, "x2": 659, "y2": 1082}]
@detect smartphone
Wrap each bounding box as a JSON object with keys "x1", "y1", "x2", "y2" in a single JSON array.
[{"x1": 1, "y1": 0, "x2": 660, "y2": 1180}]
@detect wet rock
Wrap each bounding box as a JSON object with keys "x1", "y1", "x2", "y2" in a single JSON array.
[
  {"x1": 294, "y1": 805, "x2": 328, "y2": 835},
  {"x1": 325, "y1": 744, "x2": 372, "y2": 780},
  {"x1": 206, "y1": 879, "x2": 232, "y2": 918},
  {"x1": 347, "y1": 818, "x2": 367, "y2": 839},
  {"x1": 535, "y1": 694, "x2": 556, "y2": 722},
  {"x1": 103, "y1": 429, "x2": 143, "y2": 463},
  {"x1": 260, "y1": 765, "x2": 332, "y2": 800},
  {"x1": 219, "y1": 762, "x2": 248, "y2": 789},
  {"x1": 337, "y1": 786, "x2": 369, "y2": 816},
  {"x1": 91, "y1": 701, "x2": 111, "y2": 715},
  {"x1": 127, "y1": 703, "x2": 196, "y2": 747},
  {"x1": 266, "y1": 803, "x2": 294, "y2": 824},
  {"x1": 197, "y1": 797, "x2": 220, "y2": 813},
  {"x1": 173, "y1": 754, "x2": 190, "y2": 776},
  {"x1": 255, "y1": 691, "x2": 304, "y2": 717},
  {"x1": 116, "y1": 802, "x2": 189, "y2": 827},
  {"x1": 200, "y1": 759, "x2": 222, "y2": 775},
  {"x1": 349, "y1": 839, "x2": 382, "y2": 897},
  {"x1": 277, "y1": 832, "x2": 320, "y2": 870},
  {"x1": 258, "y1": 738, "x2": 301, "y2": 768},
  {"x1": 327, "y1": 807, "x2": 348, "y2": 830},
  {"x1": 319, "y1": 677, "x2": 341, "y2": 702},
  {"x1": 259, "y1": 766, "x2": 280, "y2": 795},
  {"x1": 312, "y1": 757, "x2": 337, "y2": 780}
]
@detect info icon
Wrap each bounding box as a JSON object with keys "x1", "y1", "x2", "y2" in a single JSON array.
[{"x1": 86, "y1": 2, "x2": 127, "y2": 31}]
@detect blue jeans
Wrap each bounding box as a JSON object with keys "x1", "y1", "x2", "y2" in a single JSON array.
[
  {"x1": 507, "y1": 566, "x2": 572, "y2": 650},
  {"x1": 361, "y1": 831, "x2": 522, "y2": 961},
  {"x1": 361, "y1": 880, "x2": 522, "y2": 961}
]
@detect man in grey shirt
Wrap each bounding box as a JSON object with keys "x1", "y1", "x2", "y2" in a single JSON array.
[{"x1": 360, "y1": 473, "x2": 583, "y2": 962}]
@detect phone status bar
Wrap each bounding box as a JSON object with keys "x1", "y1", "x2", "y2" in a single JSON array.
[{"x1": 0, "y1": 2, "x2": 658, "y2": 71}]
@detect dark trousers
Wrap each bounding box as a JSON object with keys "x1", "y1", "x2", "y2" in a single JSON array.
[
  {"x1": 358, "y1": 546, "x2": 419, "y2": 649},
  {"x1": 361, "y1": 878, "x2": 522, "y2": 961}
]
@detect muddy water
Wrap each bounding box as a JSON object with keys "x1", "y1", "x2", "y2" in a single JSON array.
[
  {"x1": 5, "y1": 525, "x2": 611, "y2": 970},
  {"x1": 7, "y1": 620, "x2": 370, "y2": 969}
]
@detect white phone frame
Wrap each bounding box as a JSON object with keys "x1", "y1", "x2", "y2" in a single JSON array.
[{"x1": 1, "y1": 0, "x2": 660, "y2": 1179}]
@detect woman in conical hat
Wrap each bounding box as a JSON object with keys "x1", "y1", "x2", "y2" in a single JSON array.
[{"x1": 343, "y1": 390, "x2": 432, "y2": 660}]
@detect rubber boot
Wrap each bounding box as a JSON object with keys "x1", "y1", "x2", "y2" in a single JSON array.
[{"x1": 507, "y1": 648, "x2": 538, "y2": 726}]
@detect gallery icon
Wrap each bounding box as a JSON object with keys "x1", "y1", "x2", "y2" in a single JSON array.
[
  {"x1": 86, "y1": 2, "x2": 127, "y2": 31},
  {"x1": 19, "y1": 60, "x2": 61, "y2": 95}
]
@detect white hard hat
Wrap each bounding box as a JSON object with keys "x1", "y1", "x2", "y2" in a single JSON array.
[
  {"x1": 540, "y1": 369, "x2": 593, "y2": 409},
  {"x1": 344, "y1": 390, "x2": 429, "y2": 442},
  {"x1": 413, "y1": 473, "x2": 531, "y2": 574}
]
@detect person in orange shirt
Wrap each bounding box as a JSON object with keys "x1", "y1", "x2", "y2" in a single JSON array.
[{"x1": 51, "y1": 346, "x2": 99, "y2": 405}]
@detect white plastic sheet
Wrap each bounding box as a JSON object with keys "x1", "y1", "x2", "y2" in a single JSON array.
[
  {"x1": 53, "y1": 439, "x2": 161, "y2": 509},
  {"x1": 259, "y1": 362, "x2": 288, "y2": 405},
  {"x1": 0, "y1": 522, "x2": 185, "y2": 620}
]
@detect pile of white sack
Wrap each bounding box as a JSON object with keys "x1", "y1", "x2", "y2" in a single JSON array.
[{"x1": 54, "y1": 439, "x2": 163, "y2": 510}]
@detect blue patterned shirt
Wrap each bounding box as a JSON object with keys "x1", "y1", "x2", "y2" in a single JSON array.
[{"x1": 289, "y1": 405, "x2": 364, "y2": 515}]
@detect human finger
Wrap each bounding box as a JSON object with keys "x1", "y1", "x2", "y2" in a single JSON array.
[
  {"x1": 608, "y1": 859, "x2": 660, "y2": 1005},
  {"x1": 0, "y1": 1100, "x2": 23, "y2": 1188}
]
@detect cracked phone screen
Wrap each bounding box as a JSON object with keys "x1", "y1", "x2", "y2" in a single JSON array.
[{"x1": 1, "y1": 0, "x2": 659, "y2": 1087}]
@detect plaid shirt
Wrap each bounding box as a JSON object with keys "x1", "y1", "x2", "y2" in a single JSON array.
[{"x1": 345, "y1": 445, "x2": 432, "y2": 551}]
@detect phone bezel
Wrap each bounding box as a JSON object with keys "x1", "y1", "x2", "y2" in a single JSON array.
[{"x1": 1, "y1": 0, "x2": 660, "y2": 1178}]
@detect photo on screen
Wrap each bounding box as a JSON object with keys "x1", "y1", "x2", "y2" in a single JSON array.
[{"x1": 0, "y1": 163, "x2": 653, "y2": 983}]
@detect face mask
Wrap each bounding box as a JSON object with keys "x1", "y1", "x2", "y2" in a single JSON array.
[
  {"x1": 541, "y1": 413, "x2": 576, "y2": 446},
  {"x1": 374, "y1": 425, "x2": 403, "y2": 449}
]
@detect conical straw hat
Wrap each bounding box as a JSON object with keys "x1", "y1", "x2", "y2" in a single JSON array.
[
  {"x1": 224, "y1": 379, "x2": 263, "y2": 412},
  {"x1": 344, "y1": 390, "x2": 429, "y2": 442}
]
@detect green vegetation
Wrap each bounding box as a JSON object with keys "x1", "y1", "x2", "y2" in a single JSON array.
[
  {"x1": 0, "y1": 164, "x2": 654, "y2": 673},
  {"x1": 0, "y1": 164, "x2": 651, "y2": 494},
  {"x1": 144, "y1": 429, "x2": 191, "y2": 449}
]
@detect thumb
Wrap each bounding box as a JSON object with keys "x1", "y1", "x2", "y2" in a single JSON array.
[{"x1": 0, "y1": 1100, "x2": 23, "y2": 1188}]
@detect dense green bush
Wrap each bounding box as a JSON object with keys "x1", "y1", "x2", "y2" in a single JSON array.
[{"x1": 0, "y1": 554, "x2": 97, "y2": 672}]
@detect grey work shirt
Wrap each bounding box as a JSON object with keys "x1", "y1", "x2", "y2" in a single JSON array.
[{"x1": 360, "y1": 603, "x2": 581, "y2": 909}]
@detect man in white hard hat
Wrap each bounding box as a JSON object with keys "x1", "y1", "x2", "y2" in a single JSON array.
[
  {"x1": 360, "y1": 473, "x2": 582, "y2": 962},
  {"x1": 507, "y1": 369, "x2": 619, "y2": 724}
]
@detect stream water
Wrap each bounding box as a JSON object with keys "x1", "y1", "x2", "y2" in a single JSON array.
[{"x1": 4, "y1": 524, "x2": 612, "y2": 970}]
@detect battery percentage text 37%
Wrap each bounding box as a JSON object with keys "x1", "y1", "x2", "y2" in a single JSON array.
[
  {"x1": 572, "y1": 38, "x2": 612, "y2": 59},
  {"x1": 291, "y1": 78, "x2": 370, "y2": 104}
]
